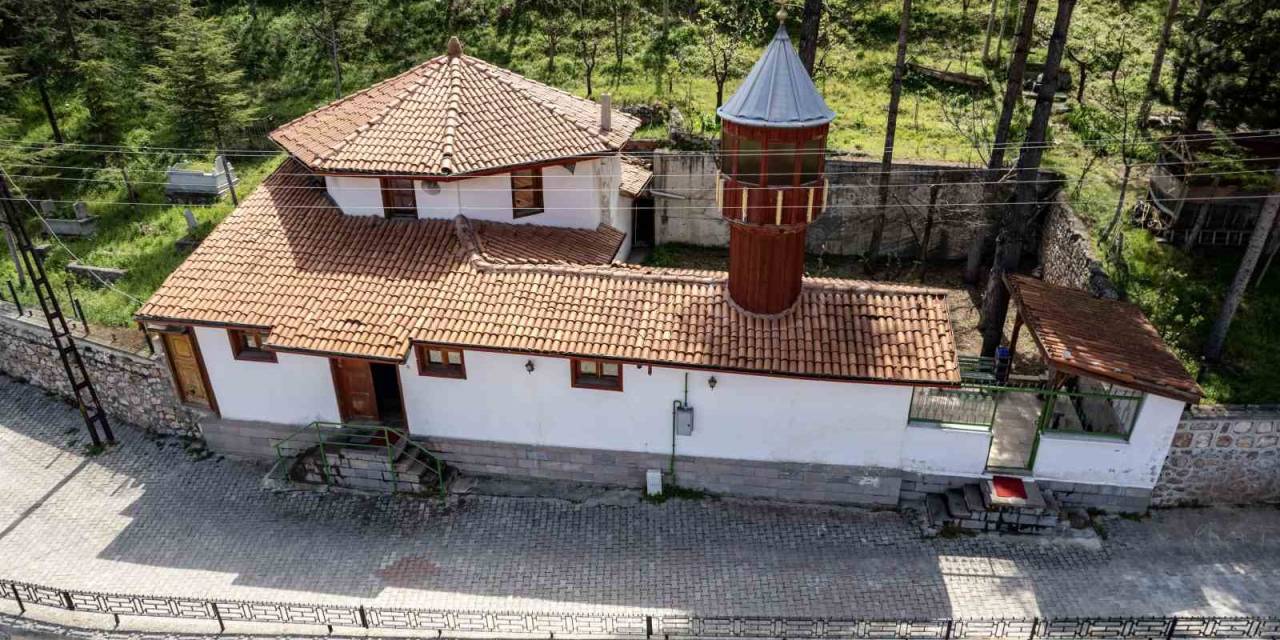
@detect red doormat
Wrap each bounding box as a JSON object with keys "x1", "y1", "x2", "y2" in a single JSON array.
[{"x1": 992, "y1": 475, "x2": 1028, "y2": 499}]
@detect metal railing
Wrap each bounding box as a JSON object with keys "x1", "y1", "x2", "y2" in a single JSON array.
[
  {"x1": 909, "y1": 386, "x2": 998, "y2": 428},
  {"x1": 273, "y1": 421, "x2": 447, "y2": 500},
  {"x1": 2, "y1": 578, "x2": 1277, "y2": 638}
]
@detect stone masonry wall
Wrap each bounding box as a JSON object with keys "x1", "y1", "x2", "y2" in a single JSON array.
[
  {"x1": 1153, "y1": 405, "x2": 1280, "y2": 507},
  {"x1": 0, "y1": 305, "x2": 197, "y2": 435},
  {"x1": 1037, "y1": 193, "x2": 1121, "y2": 299}
]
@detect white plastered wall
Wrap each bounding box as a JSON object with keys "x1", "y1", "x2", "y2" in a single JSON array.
[
  {"x1": 324, "y1": 176, "x2": 383, "y2": 217},
  {"x1": 1031, "y1": 392, "x2": 1187, "y2": 488},
  {"x1": 397, "y1": 349, "x2": 912, "y2": 468},
  {"x1": 900, "y1": 423, "x2": 992, "y2": 477},
  {"x1": 194, "y1": 326, "x2": 342, "y2": 425}
]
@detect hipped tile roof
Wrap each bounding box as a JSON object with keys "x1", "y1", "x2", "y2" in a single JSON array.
[
  {"x1": 268, "y1": 49, "x2": 641, "y2": 177},
  {"x1": 137, "y1": 161, "x2": 960, "y2": 384},
  {"x1": 469, "y1": 219, "x2": 623, "y2": 265},
  {"x1": 1007, "y1": 275, "x2": 1201, "y2": 402}
]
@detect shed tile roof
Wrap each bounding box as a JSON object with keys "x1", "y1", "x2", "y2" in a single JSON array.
[
  {"x1": 269, "y1": 49, "x2": 641, "y2": 176},
  {"x1": 619, "y1": 157, "x2": 652, "y2": 198},
  {"x1": 1007, "y1": 275, "x2": 1201, "y2": 402},
  {"x1": 137, "y1": 161, "x2": 959, "y2": 384}
]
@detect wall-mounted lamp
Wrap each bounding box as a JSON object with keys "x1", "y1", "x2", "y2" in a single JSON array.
[
  {"x1": 708, "y1": 376, "x2": 717, "y2": 390},
  {"x1": 525, "y1": 360, "x2": 536, "y2": 374}
]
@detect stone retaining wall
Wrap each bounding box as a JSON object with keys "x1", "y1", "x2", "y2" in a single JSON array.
[
  {"x1": 0, "y1": 306, "x2": 196, "y2": 435},
  {"x1": 1036, "y1": 193, "x2": 1121, "y2": 299},
  {"x1": 1154, "y1": 405, "x2": 1280, "y2": 507}
]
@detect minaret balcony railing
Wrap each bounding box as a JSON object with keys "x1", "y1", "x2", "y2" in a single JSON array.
[{"x1": 716, "y1": 172, "x2": 829, "y2": 226}]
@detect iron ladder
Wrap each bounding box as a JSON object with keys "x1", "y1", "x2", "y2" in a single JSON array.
[{"x1": 1, "y1": 176, "x2": 114, "y2": 446}]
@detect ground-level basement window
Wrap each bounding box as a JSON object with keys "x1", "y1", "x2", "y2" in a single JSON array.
[
  {"x1": 381, "y1": 177, "x2": 418, "y2": 219},
  {"x1": 228, "y1": 329, "x2": 276, "y2": 363},
  {"x1": 571, "y1": 358, "x2": 622, "y2": 391},
  {"x1": 511, "y1": 167, "x2": 544, "y2": 218},
  {"x1": 416, "y1": 344, "x2": 466, "y2": 379}
]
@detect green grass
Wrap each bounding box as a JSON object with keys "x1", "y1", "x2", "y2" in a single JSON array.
[{"x1": 0, "y1": 154, "x2": 284, "y2": 329}]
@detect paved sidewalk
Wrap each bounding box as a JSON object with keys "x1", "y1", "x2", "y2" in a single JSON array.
[{"x1": 2, "y1": 375, "x2": 1279, "y2": 620}]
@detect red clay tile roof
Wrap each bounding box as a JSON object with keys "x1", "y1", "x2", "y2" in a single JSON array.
[
  {"x1": 268, "y1": 49, "x2": 641, "y2": 177},
  {"x1": 468, "y1": 219, "x2": 623, "y2": 265},
  {"x1": 137, "y1": 161, "x2": 960, "y2": 384},
  {"x1": 619, "y1": 157, "x2": 652, "y2": 198},
  {"x1": 1007, "y1": 274, "x2": 1201, "y2": 402}
]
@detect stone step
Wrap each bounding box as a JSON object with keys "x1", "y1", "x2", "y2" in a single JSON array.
[
  {"x1": 944, "y1": 489, "x2": 971, "y2": 520},
  {"x1": 962, "y1": 484, "x2": 986, "y2": 512},
  {"x1": 925, "y1": 493, "x2": 949, "y2": 528}
]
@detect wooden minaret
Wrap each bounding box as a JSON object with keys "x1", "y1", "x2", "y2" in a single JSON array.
[{"x1": 716, "y1": 5, "x2": 836, "y2": 315}]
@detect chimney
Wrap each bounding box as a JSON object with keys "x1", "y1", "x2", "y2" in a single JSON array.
[{"x1": 600, "y1": 94, "x2": 612, "y2": 132}]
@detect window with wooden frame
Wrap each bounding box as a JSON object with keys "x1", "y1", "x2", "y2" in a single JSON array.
[
  {"x1": 380, "y1": 177, "x2": 418, "y2": 219},
  {"x1": 228, "y1": 328, "x2": 276, "y2": 363},
  {"x1": 416, "y1": 344, "x2": 466, "y2": 378},
  {"x1": 510, "y1": 168, "x2": 544, "y2": 218},
  {"x1": 571, "y1": 358, "x2": 623, "y2": 391}
]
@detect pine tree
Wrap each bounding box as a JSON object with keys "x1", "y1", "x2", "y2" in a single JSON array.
[{"x1": 145, "y1": 1, "x2": 257, "y2": 148}]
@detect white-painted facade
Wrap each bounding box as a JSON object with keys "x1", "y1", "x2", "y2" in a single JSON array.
[
  {"x1": 1031, "y1": 393, "x2": 1186, "y2": 489},
  {"x1": 192, "y1": 326, "x2": 342, "y2": 425},
  {"x1": 186, "y1": 327, "x2": 1188, "y2": 497},
  {"x1": 397, "y1": 350, "x2": 910, "y2": 467},
  {"x1": 321, "y1": 157, "x2": 628, "y2": 236}
]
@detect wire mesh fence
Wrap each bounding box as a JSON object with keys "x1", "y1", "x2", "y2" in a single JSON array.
[{"x1": 3, "y1": 578, "x2": 1278, "y2": 638}]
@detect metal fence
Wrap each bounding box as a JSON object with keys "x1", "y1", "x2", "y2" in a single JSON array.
[{"x1": 3, "y1": 578, "x2": 1277, "y2": 638}]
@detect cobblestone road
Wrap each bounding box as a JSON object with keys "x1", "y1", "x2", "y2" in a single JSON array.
[{"x1": 2, "y1": 375, "x2": 1279, "y2": 620}]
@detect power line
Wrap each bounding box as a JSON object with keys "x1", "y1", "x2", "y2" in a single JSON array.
[{"x1": 0, "y1": 164, "x2": 145, "y2": 306}]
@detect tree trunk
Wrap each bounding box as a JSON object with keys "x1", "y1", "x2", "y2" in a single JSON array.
[
  {"x1": 918, "y1": 177, "x2": 943, "y2": 264},
  {"x1": 57, "y1": 0, "x2": 81, "y2": 61},
  {"x1": 1075, "y1": 58, "x2": 1087, "y2": 103},
  {"x1": 1137, "y1": 0, "x2": 1180, "y2": 131},
  {"x1": 867, "y1": 0, "x2": 912, "y2": 263},
  {"x1": 1103, "y1": 162, "x2": 1133, "y2": 240},
  {"x1": 964, "y1": 0, "x2": 1039, "y2": 283},
  {"x1": 330, "y1": 35, "x2": 343, "y2": 100},
  {"x1": 979, "y1": 0, "x2": 1077, "y2": 356},
  {"x1": 982, "y1": 0, "x2": 1000, "y2": 63},
  {"x1": 1204, "y1": 168, "x2": 1280, "y2": 362},
  {"x1": 798, "y1": 0, "x2": 823, "y2": 77},
  {"x1": 994, "y1": 0, "x2": 1014, "y2": 65},
  {"x1": 1172, "y1": 0, "x2": 1211, "y2": 104},
  {"x1": 35, "y1": 76, "x2": 64, "y2": 144}
]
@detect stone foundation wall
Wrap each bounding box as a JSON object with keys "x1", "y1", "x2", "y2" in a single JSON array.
[
  {"x1": 0, "y1": 306, "x2": 196, "y2": 435},
  {"x1": 1153, "y1": 406, "x2": 1280, "y2": 507},
  {"x1": 1036, "y1": 480, "x2": 1152, "y2": 513},
  {"x1": 426, "y1": 436, "x2": 904, "y2": 506}
]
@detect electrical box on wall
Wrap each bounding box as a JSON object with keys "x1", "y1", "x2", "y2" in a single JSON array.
[{"x1": 673, "y1": 402, "x2": 694, "y2": 436}]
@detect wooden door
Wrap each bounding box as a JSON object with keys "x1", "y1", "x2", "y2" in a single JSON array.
[
  {"x1": 162, "y1": 331, "x2": 211, "y2": 409},
  {"x1": 332, "y1": 358, "x2": 379, "y2": 422}
]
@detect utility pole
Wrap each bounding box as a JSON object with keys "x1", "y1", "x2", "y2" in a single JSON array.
[{"x1": 0, "y1": 174, "x2": 114, "y2": 447}]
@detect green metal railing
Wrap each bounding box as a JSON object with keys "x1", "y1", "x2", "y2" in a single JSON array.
[
  {"x1": 273, "y1": 421, "x2": 447, "y2": 500},
  {"x1": 908, "y1": 386, "x2": 999, "y2": 428}
]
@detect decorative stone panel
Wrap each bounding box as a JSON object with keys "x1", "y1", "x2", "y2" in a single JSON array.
[{"x1": 1153, "y1": 405, "x2": 1280, "y2": 506}]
